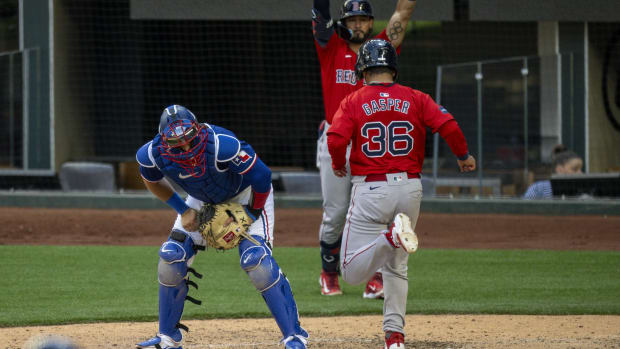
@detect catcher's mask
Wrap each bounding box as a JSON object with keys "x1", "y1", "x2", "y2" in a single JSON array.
[
  {"x1": 158, "y1": 105, "x2": 208, "y2": 177},
  {"x1": 355, "y1": 38, "x2": 398, "y2": 81}
]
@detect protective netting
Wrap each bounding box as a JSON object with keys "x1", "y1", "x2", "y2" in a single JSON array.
[{"x1": 2, "y1": 0, "x2": 619, "y2": 197}]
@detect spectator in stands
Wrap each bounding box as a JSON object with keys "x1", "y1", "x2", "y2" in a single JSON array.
[{"x1": 523, "y1": 145, "x2": 583, "y2": 199}]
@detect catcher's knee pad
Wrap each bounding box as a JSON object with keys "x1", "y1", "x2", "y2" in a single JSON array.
[
  {"x1": 320, "y1": 238, "x2": 342, "y2": 273},
  {"x1": 239, "y1": 237, "x2": 280, "y2": 292},
  {"x1": 158, "y1": 230, "x2": 197, "y2": 287}
]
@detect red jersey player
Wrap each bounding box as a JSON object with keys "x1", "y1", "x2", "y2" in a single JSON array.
[
  {"x1": 312, "y1": 0, "x2": 418, "y2": 299},
  {"x1": 327, "y1": 39, "x2": 476, "y2": 349}
]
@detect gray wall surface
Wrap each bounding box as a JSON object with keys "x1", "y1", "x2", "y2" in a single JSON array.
[
  {"x1": 1, "y1": 191, "x2": 619, "y2": 215},
  {"x1": 22, "y1": 0, "x2": 51, "y2": 170},
  {"x1": 470, "y1": 0, "x2": 620, "y2": 22},
  {"x1": 130, "y1": 0, "x2": 453, "y2": 21}
]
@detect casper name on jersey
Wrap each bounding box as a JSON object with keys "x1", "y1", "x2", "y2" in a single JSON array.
[{"x1": 362, "y1": 95, "x2": 411, "y2": 116}]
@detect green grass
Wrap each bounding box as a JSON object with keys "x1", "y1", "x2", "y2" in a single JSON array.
[{"x1": 1, "y1": 246, "x2": 619, "y2": 327}]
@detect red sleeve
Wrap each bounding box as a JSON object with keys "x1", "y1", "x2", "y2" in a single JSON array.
[
  {"x1": 438, "y1": 120, "x2": 469, "y2": 160},
  {"x1": 327, "y1": 97, "x2": 355, "y2": 170},
  {"x1": 420, "y1": 92, "x2": 454, "y2": 132},
  {"x1": 327, "y1": 134, "x2": 349, "y2": 170},
  {"x1": 250, "y1": 190, "x2": 270, "y2": 210},
  {"x1": 314, "y1": 33, "x2": 339, "y2": 61}
]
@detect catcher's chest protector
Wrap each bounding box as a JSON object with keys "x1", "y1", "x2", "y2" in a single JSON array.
[{"x1": 152, "y1": 130, "x2": 243, "y2": 204}]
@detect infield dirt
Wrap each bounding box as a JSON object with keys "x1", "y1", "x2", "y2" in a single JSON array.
[{"x1": 1, "y1": 207, "x2": 619, "y2": 348}]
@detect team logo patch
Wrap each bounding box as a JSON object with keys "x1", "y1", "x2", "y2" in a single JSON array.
[
  {"x1": 380, "y1": 92, "x2": 390, "y2": 97},
  {"x1": 439, "y1": 105, "x2": 449, "y2": 114},
  {"x1": 392, "y1": 175, "x2": 404, "y2": 182},
  {"x1": 223, "y1": 231, "x2": 236, "y2": 243},
  {"x1": 232, "y1": 150, "x2": 252, "y2": 166}
]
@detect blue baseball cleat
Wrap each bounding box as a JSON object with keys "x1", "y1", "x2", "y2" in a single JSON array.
[
  {"x1": 136, "y1": 333, "x2": 182, "y2": 349},
  {"x1": 282, "y1": 334, "x2": 307, "y2": 349}
]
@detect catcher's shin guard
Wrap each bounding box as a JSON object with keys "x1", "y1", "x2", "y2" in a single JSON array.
[
  {"x1": 239, "y1": 238, "x2": 308, "y2": 344},
  {"x1": 320, "y1": 238, "x2": 342, "y2": 273},
  {"x1": 156, "y1": 230, "x2": 202, "y2": 341}
]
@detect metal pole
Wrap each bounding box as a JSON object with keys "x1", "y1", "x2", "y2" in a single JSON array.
[
  {"x1": 432, "y1": 65, "x2": 443, "y2": 196},
  {"x1": 35, "y1": 48, "x2": 41, "y2": 166},
  {"x1": 23, "y1": 49, "x2": 29, "y2": 170},
  {"x1": 522, "y1": 58, "x2": 529, "y2": 190},
  {"x1": 475, "y1": 62, "x2": 483, "y2": 196},
  {"x1": 9, "y1": 54, "x2": 15, "y2": 167},
  {"x1": 569, "y1": 53, "x2": 575, "y2": 149}
]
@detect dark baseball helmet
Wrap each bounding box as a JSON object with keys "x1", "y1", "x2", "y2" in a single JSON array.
[
  {"x1": 340, "y1": 0, "x2": 373, "y2": 21},
  {"x1": 355, "y1": 39, "x2": 398, "y2": 80},
  {"x1": 158, "y1": 105, "x2": 208, "y2": 177}
]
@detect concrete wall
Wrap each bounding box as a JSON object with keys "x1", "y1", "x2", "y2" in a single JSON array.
[
  {"x1": 470, "y1": 0, "x2": 620, "y2": 22},
  {"x1": 537, "y1": 22, "x2": 562, "y2": 163},
  {"x1": 559, "y1": 23, "x2": 588, "y2": 166},
  {"x1": 1, "y1": 191, "x2": 619, "y2": 215},
  {"x1": 130, "y1": 0, "x2": 453, "y2": 21},
  {"x1": 587, "y1": 27, "x2": 620, "y2": 172},
  {"x1": 22, "y1": 0, "x2": 52, "y2": 170},
  {"x1": 53, "y1": 1, "x2": 95, "y2": 169}
]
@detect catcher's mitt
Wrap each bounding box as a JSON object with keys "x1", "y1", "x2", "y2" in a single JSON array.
[{"x1": 198, "y1": 202, "x2": 260, "y2": 250}]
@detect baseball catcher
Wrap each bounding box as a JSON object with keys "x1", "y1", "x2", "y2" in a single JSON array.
[
  {"x1": 198, "y1": 202, "x2": 260, "y2": 250},
  {"x1": 135, "y1": 105, "x2": 308, "y2": 349}
]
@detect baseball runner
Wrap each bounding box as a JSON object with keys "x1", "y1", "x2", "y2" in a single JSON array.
[
  {"x1": 312, "y1": 0, "x2": 418, "y2": 298},
  {"x1": 327, "y1": 39, "x2": 476, "y2": 349},
  {"x1": 135, "y1": 105, "x2": 308, "y2": 349}
]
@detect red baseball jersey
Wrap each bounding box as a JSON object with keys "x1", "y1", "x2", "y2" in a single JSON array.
[
  {"x1": 314, "y1": 30, "x2": 400, "y2": 124},
  {"x1": 328, "y1": 83, "x2": 456, "y2": 176}
]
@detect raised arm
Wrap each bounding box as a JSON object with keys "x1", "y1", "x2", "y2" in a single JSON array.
[
  {"x1": 386, "y1": 0, "x2": 417, "y2": 48},
  {"x1": 313, "y1": 0, "x2": 335, "y2": 47}
]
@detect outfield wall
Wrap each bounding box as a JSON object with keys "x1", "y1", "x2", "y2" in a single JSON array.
[{"x1": 1, "y1": 191, "x2": 618, "y2": 216}]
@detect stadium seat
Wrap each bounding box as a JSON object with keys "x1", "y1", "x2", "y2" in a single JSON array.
[{"x1": 59, "y1": 162, "x2": 116, "y2": 192}]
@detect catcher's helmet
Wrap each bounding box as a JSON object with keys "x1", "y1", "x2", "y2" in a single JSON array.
[
  {"x1": 340, "y1": 0, "x2": 373, "y2": 21},
  {"x1": 355, "y1": 39, "x2": 398, "y2": 80},
  {"x1": 158, "y1": 105, "x2": 208, "y2": 177}
]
